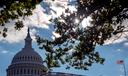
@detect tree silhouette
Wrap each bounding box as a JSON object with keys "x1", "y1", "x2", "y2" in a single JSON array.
[
  {"x1": 0, "y1": 0, "x2": 42, "y2": 37},
  {"x1": 36, "y1": 0, "x2": 128, "y2": 70},
  {"x1": 1, "y1": 0, "x2": 128, "y2": 70}
]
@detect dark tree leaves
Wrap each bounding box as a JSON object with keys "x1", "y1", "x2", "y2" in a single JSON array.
[
  {"x1": 1, "y1": 0, "x2": 128, "y2": 71},
  {"x1": 36, "y1": 0, "x2": 128, "y2": 70},
  {"x1": 0, "y1": 0, "x2": 42, "y2": 36}
]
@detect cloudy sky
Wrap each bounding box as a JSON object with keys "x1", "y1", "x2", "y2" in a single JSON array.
[{"x1": 1, "y1": 0, "x2": 128, "y2": 76}]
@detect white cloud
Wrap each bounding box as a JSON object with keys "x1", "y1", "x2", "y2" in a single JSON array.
[
  {"x1": 25, "y1": 5, "x2": 51, "y2": 29},
  {"x1": 81, "y1": 16, "x2": 92, "y2": 28},
  {"x1": 0, "y1": 25, "x2": 37, "y2": 43},
  {"x1": 105, "y1": 37, "x2": 127, "y2": 45},
  {"x1": 0, "y1": 26, "x2": 27, "y2": 43},
  {"x1": 1, "y1": 50, "x2": 9, "y2": 54},
  {"x1": 0, "y1": 50, "x2": 14, "y2": 55},
  {"x1": 0, "y1": 1, "x2": 70, "y2": 43},
  {"x1": 3, "y1": 0, "x2": 128, "y2": 45},
  {"x1": 44, "y1": 0, "x2": 68, "y2": 17},
  {"x1": 117, "y1": 49, "x2": 122, "y2": 52},
  {"x1": 0, "y1": 4, "x2": 51, "y2": 43},
  {"x1": 123, "y1": 42, "x2": 128, "y2": 47},
  {"x1": 0, "y1": 46, "x2": 14, "y2": 54}
]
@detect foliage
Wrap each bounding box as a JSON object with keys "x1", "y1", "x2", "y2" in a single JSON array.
[
  {"x1": 36, "y1": 0, "x2": 128, "y2": 70},
  {"x1": 1, "y1": 0, "x2": 128, "y2": 71},
  {"x1": 0, "y1": 0, "x2": 42, "y2": 37}
]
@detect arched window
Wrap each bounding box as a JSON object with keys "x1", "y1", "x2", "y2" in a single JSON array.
[
  {"x1": 17, "y1": 69, "x2": 19, "y2": 74},
  {"x1": 38, "y1": 70, "x2": 40, "y2": 74},
  {"x1": 35, "y1": 57, "x2": 36, "y2": 61},
  {"x1": 20, "y1": 69, "x2": 22, "y2": 74},
  {"x1": 31, "y1": 69, "x2": 33, "y2": 74},
  {"x1": 24, "y1": 56, "x2": 27, "y2": 60},
  {"x1": 34, "y1": 69, "x2": 37, "y2": 74},
  {"x1": 28, "y1": 56, "x2": 29, "y2": 60},
  {"x1": 28, "y1": 69, "x2": 30, "y2": 74},
  {"x1": 20, "y1": 57, "x2": 21, "y2": 60},
  {"x1": 33, "y1": 57, "x2": 35, "y2": 61},
  {"x1": 11, "y1": 70, "x2": 13, "y2": 75},
  {"x1": 11, "y1": 69, "x2": 14, "y2": 75},
  {"x1": 36, "y1": 58, "x2": 37, "y2": 61},
  {"x1": 17, "y1": 57, "x2": 19, "y2": 60},
  {"x1": 22, "y1": 56, "x2": 24, "y2": 60},
  {"x1": 24, "y1": 69, "x2": 26, "y2": 74},
  {"x1": 14, "y1": 69, "x2": 16, "y2": 75},
  {"x1": 31, "y1": 56, "x2": 32, "y2": 60}
]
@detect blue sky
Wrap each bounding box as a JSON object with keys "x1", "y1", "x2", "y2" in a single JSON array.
[
  {"x1": 1, "y1": 31, "x2": 128, "y2": 76},
  {"x1": 1, "y1": 0, "x2": 128, "y2": 76}
]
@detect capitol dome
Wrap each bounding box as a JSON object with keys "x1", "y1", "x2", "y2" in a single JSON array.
[
  {"x1": 6, "y1": 28, "x2": 47, "y2": 76},
  {"x1": 11, "y1": 46, "x2": 43, "y2": 64}
]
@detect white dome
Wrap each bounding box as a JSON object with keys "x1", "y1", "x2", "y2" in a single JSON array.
[
  {"x1": 11, "y1": 28, "x2": 43, "y2": 64},
  {"x1": 11, "y1": 47, "x2": 43, "y2": 64},
  {"x1": 7, "y1": 28, "x2": 47, "y2": 76}
]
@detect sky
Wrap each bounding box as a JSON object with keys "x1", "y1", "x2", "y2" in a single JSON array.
[{"x1": 1, "y1": 0, "x2": 128, "y2": 76}]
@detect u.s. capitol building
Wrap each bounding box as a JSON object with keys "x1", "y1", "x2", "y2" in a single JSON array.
[{"x1": 6, "y1": 28, "x2": 83, "y2": 76}]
